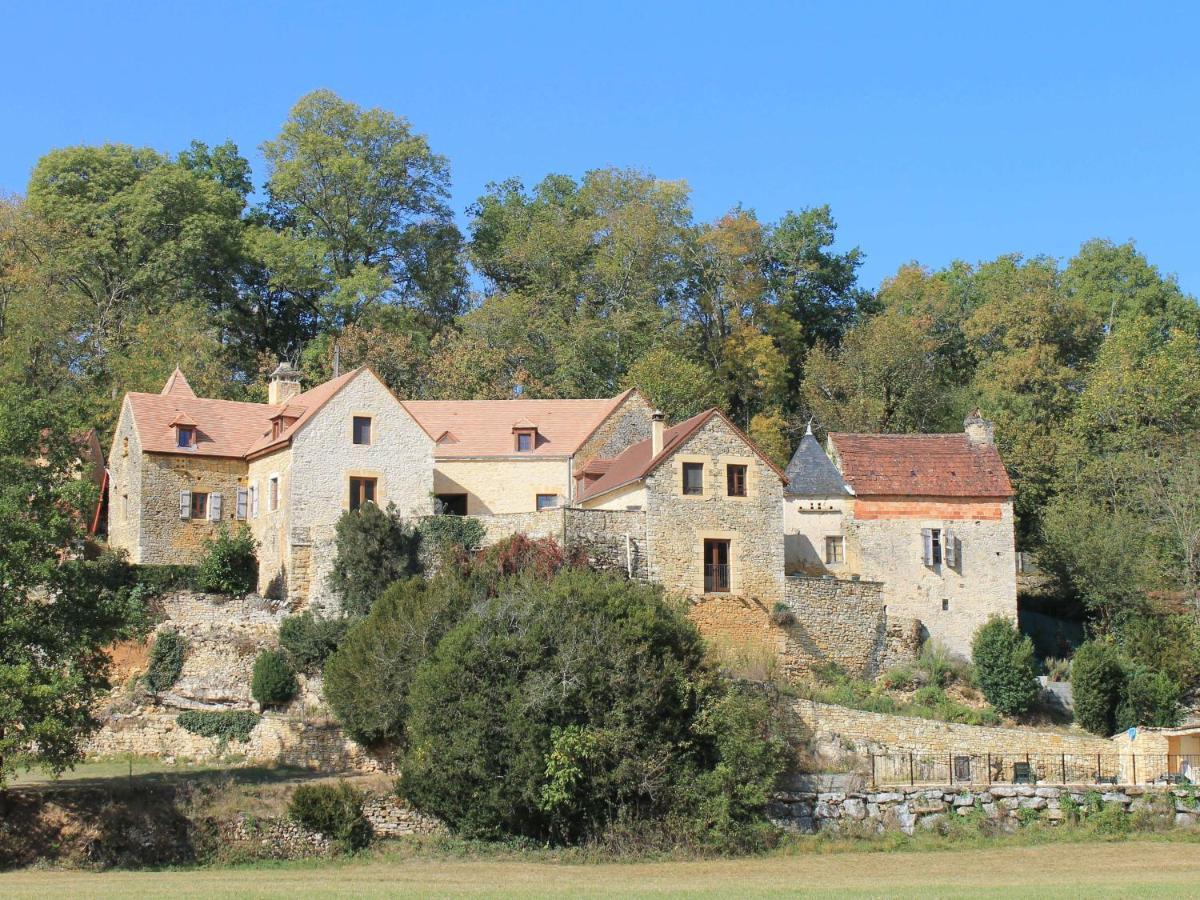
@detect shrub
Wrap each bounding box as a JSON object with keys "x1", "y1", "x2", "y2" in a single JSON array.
[
  {"x1": 917, "y1": 641, "x2": 962, "y2": 688},
  {"x1": 471, "y1": 533, "x2": 584, "y2": 585},
  {"x1": 324, "y1": 576, "x2": 473, "y2": 746},
  {"x1": 399, "y1": 568, "x2": 787, "y2": 848},
  {"x1": 971, "y1": 617, "x2": 1039, "y2": 716},
  {"x1": 279, "y1": 612, "x2": 351, "y2": 674},
  {"x1": 1116, "y1": 665, "x2": 1180, "y2": 731},
  {"x1": 195, "y1": 525, "x2": 258, "y2": 595},
  {"x1": 1115, "y1": 614, "x2": 1200, "y2": 689},
  {"x1": 880, "y1": 665, "x2": 916, "y2": 691},
  {"x1": 768, "y1": 601, "x2": 796, "y2": 627},
  {"x1": 144, "y1": 630, "x2": 187, "y2": 694},
  {"x1": 1072, "y1": 641, "x2": 1125, "y2": 735},
  {"x1": 251, "y1": 649, "x2": 298, "y2": 709},
  {"x1": 1043, "y1": 657, "x2": 1071, "y2": 682},
  {"x1": 288, "y1": 781, "x2": 371, "y2": 852},
  {"x1": 329, "y1": 502, "x2": 421, "y2": 616},
  {"x1": 176, "y1": 709, "x2": 259, "y2": 745},
  {"x1": 417, "y1": 515, "x2": 485, "y2": 560}
]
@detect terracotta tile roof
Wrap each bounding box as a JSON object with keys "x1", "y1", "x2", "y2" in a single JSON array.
[
  {"x1": 403, "y1": 390, "x2": 633, "y2": 458},
  {"x1": 160, "y1": 368, "x2": 195, "y2": 398},
  {"x1": 126, "y1": 393, "x2": 278, "y2": 458},
  {"x1": 828, "y1": 433, "x2": 1014, "y2": 498},
  {"x1": 125, "y1": 367, "x2": 367, "y2": 460},
  {"x1": 245, "y1": 368, "x2": 364, "y2": 458},
  {"x1": 579, "y1": 409, "x2": 788, "y2": 501}
]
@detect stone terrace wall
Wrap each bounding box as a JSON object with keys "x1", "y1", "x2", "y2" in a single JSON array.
[
  {"x1": 86, "y1": 710, "x2": 386, "y2": 772},
  {"x1": 770, "y1": 784, "x2": 1198, "y2": 835},
  {"x1": 474, "y1": 508, "x2": 648, "y2": 579},
  {"x1": 780, "y1": 576, "x2": 888, "y2": 678},
  {"x1": 794, "y1": 699, "x2": 1114, "y2": 758}
]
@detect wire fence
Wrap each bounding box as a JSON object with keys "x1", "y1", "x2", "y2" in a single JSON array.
[{"x1": 869, "y1": 752, "x2": 1200, "y2": 787}]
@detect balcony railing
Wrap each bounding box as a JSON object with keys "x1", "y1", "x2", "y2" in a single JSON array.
[{"x1": 704, "y1": 564, "x2": 730, "y2": 593}]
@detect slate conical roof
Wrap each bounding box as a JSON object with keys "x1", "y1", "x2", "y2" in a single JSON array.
[{"x1": 785, "y1": 425, "x2": 849, "y2": 496}]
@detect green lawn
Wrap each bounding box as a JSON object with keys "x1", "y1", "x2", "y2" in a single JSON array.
[{"x1": 3, "y1": 841, "x2": 1200, "y2": 898}]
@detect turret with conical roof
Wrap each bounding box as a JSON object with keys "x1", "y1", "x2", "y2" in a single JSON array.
[{"x1": 784, "y1": 422, "x2": 849, "y2": 497}]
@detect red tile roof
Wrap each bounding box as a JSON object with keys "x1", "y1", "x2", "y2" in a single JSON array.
[
  {"x1": 403, "y1": 390, "x2": 634, "y2": 459},
  {"x1": 828, "y1": 433, "x2": 1013, "y2": 498},
  {"x1": 125, "y1": 367, "x2": 368, "y2": 460},
  {"x1": 579, "y1": 409, "x2": 788, "y2": 501}
]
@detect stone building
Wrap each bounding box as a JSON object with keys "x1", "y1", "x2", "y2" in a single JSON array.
[
  {"x1": 577, "y1": 408, "x2": 788, "y2": 607},
  {"x1": 107, "y1": 365, "x2": 433, "y2": 610},
  {"x1": 783, "y1": 423, "x2": 852, "y2": 575},
  {"x1": 404, "y1": 389, "x2": 653, "y2": 515},
  {"x1": 823, "y1": 412, "x2": 1018, "y2": 657}
]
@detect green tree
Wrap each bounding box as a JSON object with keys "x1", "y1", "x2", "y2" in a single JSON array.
[
  {"x1": 256, "y1": 90, "x2": 464, "y2": 333},
  {"x1": 400, "y1": 569, "x2": 787, "y2": 847},
  {"x1": 1071, "y1": 641, "x2": 1125, "y2": 736},
  {"x1": 1062, "y1": 238, "x2": 1200, "y2": 334},
  {"x1": 1115, "y1": 665, "x2": 1180, "y2": 731},
  {"x1": 328, "y1": 503, "x2": 421, "y2": 617},
  {"x1": 251, "y1": 649, "x2": 298, "y2": 709},
  {"x1": 970, "y1": 617, "x2": 1040, "y2": 717},
  {"x1": 323, "y1": 577, "x2": 470, "y2": 746},
  {"x1": 0, "y1": 388, "x2": 141, "y2": 786},
  {"x1": 622, "y1": 348, "x2": 726, "y2": 421}
]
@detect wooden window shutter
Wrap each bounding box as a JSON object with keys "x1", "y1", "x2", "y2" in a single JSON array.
[
  {"x1": 250, "y1": 485, "x2": 259, "y2": 518},
  {"x1": 236, "y1": 487, "x2": 248, "y2": 520},
  {"x1": 921, "y1": 528, "x2": 934, "y2": 566},
  {"x1": 180, "y1": 490, "x2": 191, "y2": 520},
  {"x1": 209, "y1": 493, "x2": 222, "y2": 521},
  {"x1": 944, "y1": 530, "x2": 959, "y2": 568}
]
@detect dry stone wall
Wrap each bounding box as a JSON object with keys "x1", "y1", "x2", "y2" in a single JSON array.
[
  {"x1": 793, "y1": 699, "x2": 1114, "y2": 758},
  {"x1": 769, "y1": 783, "x2": 1198, "y2": 835}
]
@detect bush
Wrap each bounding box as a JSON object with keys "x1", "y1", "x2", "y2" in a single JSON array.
[
  {"x1": 1115, "y1": 614, "x2": 1200, "y2": 689},
  {"x1": 144, "y1": 630, "x2": 187, "y2": 694},
  {"x1": 329, "y1": 503, "x2": 421, "y2": 616},
  {"x1": 195, "y1": 525, "x2": 258, "y2": 595},
  {"x1": 279, "y1": 612, "x2": 351, "y2": 674},
  {"x1": 1116, "y1": 665, "x2": 1180, "y2": 731},
  {"x1": 1072, "y1": 641, "x2": 1125, "y2": 735},
  {"x1": 971, "y1": 617, "x2": 1040, "y2": 716},
  {"x1": 251, "y1": 649, "x2": 298, "y2": 709},
  {"x1": 399, "y1": 568, "x2": 787, "y2": 848},
  {"x1": 288, "y1": 781, "x2": 371, "y2": 852},
  {"x1": 417, "y1": 515, "x2": 486, "y2": 560},
  {"x1": 176, "y1": 709, "x2": 259, "y2": 745},
  {"x1": 324, "y1": 576, "x2": 473, "y2": 746}
]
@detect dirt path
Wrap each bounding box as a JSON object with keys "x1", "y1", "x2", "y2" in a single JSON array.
[{"x1": 3, "y1": 840, "x2": 1199, "y2": 898}]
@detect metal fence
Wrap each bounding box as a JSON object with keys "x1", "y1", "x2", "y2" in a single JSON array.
[{"x1": 869, "y1": 752, "x2": 1200, "y2": 787}]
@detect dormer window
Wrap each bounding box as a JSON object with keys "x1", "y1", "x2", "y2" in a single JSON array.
[
  {"x1": 513, "y1": 419, "x2": 538, "y2": 452},
  {"x1": 169, "y1": 411, "x2": 197, "y2": 449}
]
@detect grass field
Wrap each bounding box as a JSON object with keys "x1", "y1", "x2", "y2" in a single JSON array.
[{"x1": 3, "y1": 840, "x2": 1200, "y2": 898}]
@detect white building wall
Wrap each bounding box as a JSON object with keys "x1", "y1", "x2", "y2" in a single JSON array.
[
  {"x1": 287, "y1": 371, "x2": 434, "y2": 614},
  {"x1": 783, "y1": 494, "x2": 849, "y2": 575}
]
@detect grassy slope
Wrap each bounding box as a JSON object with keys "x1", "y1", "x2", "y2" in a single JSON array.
[{"x1": 3, "y1": 840, "x2": 1200, "y2": 899}]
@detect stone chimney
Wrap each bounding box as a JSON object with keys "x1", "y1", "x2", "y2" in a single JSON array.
[
  {"x1": 964, "y1": 408, "x2": 995, "y2": 446},
  {"x1": 651, "y1": 410, "x2": 665, "y2": 456},
  {"x1": 268, "y1": 361, "x2": 302, "y2": 406}
]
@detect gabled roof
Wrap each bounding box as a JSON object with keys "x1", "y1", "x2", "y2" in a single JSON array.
[
  {"x1": 403, "y1": 390, "x2": 634, "y2": 459},
  {"x1": 125, "y1": 393, "x2": 279, "y2": 458},
  {"x1": 828, "y1": 433, "x2": 1014, "y2": 498},
  {"x1": 245, "y1": 368, "x2": 364, "y2": 458},
  {"x1": 160, "y1": 367, "x2": 195, "y2": 398},
  {"x1": 122, "y1": 367, "x2": 369, "y2": 460},
  {"x1": 579, "y1": 408, "x2": 788, "y2": 501},
  {"x1": 785, "y1": 427, "x2": 849, "y2": 497}
]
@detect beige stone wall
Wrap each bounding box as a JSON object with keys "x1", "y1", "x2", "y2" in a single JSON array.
[
  {"x1": 434, "y1": 457, "x2": 572, "y2": 515},
  {"x1": 106, "y1": 398, "x2": 143, "y2": 561},
  {"x1": 247, "y1": 447, "x2": 294, "y2": 600},
  {"x1": 846, "y1": 497, "x2": 1018, "y2": 658},
  {"x1": 644, "y1": 416, "x2": 785, "y2": 606},
  {"x1": 287, "y1": 370, "x2": 434, "y2": 613},
  {"x1": 573, "y1": 390, "x2": 654, "y2": 470},
  {"x1": 784, "y1": 496, "x2": 849, "y2": 575},
  {"x1": 137, "y1": 452, "x2": 249, "y2": 565},
  {"x1": 580, "y1": 482, "x2": 647, "y2": 511},
  {"x1": 794, "y1": 699, "x2": 1113, "y2": 757}
]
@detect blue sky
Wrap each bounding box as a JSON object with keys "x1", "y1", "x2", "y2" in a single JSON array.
[{"x1": 3, "y1": 1, "x2": 1197, "y2": 293}]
